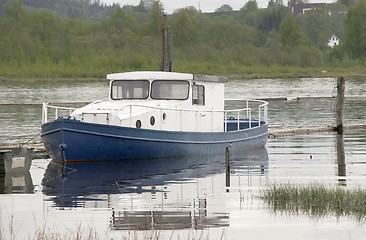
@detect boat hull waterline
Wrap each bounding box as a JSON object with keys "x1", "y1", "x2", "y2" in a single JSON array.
[{"x1": 41, "y1": 117, "x2": 268, "y2": 163}]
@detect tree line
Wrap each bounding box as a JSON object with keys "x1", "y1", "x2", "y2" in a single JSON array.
[{"x1": 0, "y1": 0, "x2": 366, "y2": 78}]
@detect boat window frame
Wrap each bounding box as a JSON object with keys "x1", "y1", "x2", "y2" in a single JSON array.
[
  {"x1": 150, "y1": 80, "x2": 190, "y2": 100},
  {"x1": 110, "y1": 80, "x2": 150, "y2": 100},
  {"x1": 192, "y1": 83, "x2": 205, "y2": 106}
]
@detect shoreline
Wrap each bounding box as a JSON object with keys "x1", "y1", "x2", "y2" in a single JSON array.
[{"x1": 1, "y1": 68, "x2": 366, "y2": 82}]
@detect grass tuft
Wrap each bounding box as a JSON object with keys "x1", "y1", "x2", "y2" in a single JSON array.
[{"x1": 261, "y1": 183, "x2": 366, "y2": 221}]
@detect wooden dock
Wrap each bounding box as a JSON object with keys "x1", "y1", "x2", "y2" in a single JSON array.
[{"x1": 269, "y1": 123, "x2": 366, "y2": 138}]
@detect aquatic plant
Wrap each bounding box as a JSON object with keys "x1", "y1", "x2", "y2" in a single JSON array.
[
  {"x1": 0, "y1": 205, "x2": 225, "y2": 240},
  {"x1": 261, "y1": 183, "x2": 366, "y2": 222},
  {"x1": 31, "y1": 228, "x2": 223, "y2": 240},
  {"x1": 0, "y1": 223, "x2": 224, "y2": 240}
]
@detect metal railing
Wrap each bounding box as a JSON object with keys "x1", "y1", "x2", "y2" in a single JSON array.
[
  {"x1": 224, "y1": 99, "x2": 268, "y2": 131},
  {"x1": 42, "y1": 99, "x2": 268, "y2": 131},
  {"x1": 42, "y1": 103, "x2": 75, "y2": 124}
]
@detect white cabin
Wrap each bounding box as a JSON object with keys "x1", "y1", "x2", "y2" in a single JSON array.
[
  {"x1": 327, "y1": 35, "x2": 340, "y2": 48},
  {"x1": 71, "y1": 71, "x2": 227, "y2": 132}
]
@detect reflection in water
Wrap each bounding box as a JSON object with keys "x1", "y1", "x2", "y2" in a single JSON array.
[
  {"x1": 0, "y1": 171, "x2": 34, "y2": 194},
  {"x1": 2, "y1": 79, "x2": 366, "y2": 239},
  {"x1": 0, "y1": 147, "x2": 34, "y2": 194},
  {"x1": 0, "y1": 172, "x2": 34, "y2": 194},
  {"x1": 263, "y1": 183, "x2": 366, "y2": 222},
  {"x1": 262, "y1": 133, "x2": 366, "y2": 222},
  {"x1": 42, "y1": 148, "x2": 268, "y2": 230},
  {"x1": 336, "y1": 134, "x2": 346, "y2": 186},
  {"x1": 110, "y1": 207, "x2": 228, "y2": 231}
]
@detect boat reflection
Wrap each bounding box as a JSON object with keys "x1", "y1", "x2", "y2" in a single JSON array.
[
  {"x1": 111, "y1": 206, "x2": 226, "y2": 231},
  {"x1": 0, "y1": 147, "x2": 34, "y2": 194},
  {"x1": 42, "y1": 148, "x2": 268, "y2": 230}
]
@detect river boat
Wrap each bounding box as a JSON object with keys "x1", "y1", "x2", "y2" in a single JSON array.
[{"x1": 41, "y1": 71, "x2": 268, "y2": 163}]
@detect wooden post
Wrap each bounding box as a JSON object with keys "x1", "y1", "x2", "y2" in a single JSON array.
[
  {"x1": 0, "y1": 150, "x2": 11, "y2": 175},
  {"x1": 0, "y1": 174, "x2": 4, "y2": 194},
  {"x1": 336, "y1": 134, "x2": 346, "y2": 186},
  {"x1": 160, "y1": 14, "x2": 172, "y2": 72},
  {"x1": 335, "y1": 77, "x2": 345, "y2": 134},
  {"x1": 225, "y1": 146, "x2": 230, "y2": 191}
]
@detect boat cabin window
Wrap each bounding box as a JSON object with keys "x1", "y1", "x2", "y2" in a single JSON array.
[
  {"x1": 111, "y1": 80, "x2": 149, "y2": 100},
  {"x1": 151, "y1": 80, "x2": 189, "y2": 100},
  {"x1": 192, "y1": 84, "x2": 205, "y2": 105}
]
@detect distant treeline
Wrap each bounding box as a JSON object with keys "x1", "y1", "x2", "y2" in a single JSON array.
[
  {"x1": 0, "y1": 0, "x2": 366, "y2": 78},
  {"x1": 0, "y1": 0, "x2": 119, "y2": 19}
]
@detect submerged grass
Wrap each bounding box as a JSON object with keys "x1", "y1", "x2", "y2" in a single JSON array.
[{"x1": 261, "y1": 184, "x2": 366, "y2": 222}]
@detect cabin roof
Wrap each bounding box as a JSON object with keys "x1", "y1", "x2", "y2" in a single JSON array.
[
  {"x1": 107, "y1": 71, "x2": 227, "y2": 83},
  {"x1": 329, "y1": 34, "x2": 340, "y2": 41}
]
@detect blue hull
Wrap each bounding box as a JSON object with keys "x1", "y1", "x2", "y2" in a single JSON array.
[{"x1": 41, "y1": 117, "x2": 267, "y2": 162}]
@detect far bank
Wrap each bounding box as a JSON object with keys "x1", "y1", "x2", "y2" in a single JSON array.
[{"x1": 1, "y1": 64, "x2": 366, "y2": 81}]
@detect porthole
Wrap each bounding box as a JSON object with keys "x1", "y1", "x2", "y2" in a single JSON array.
[
  {"x1": 162, "y1": 113, "x2": 166, "y2": 120},
  {"x1": 136, "y1": 120, "x2": 141, "y2": 128},
  {"x1": 150, "y1": 116, "x2": 155, "y2": 126}
]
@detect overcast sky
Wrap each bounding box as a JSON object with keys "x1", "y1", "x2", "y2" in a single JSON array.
[{"x1": 102, "y1": 0, "x2": 271, "y2": 13}]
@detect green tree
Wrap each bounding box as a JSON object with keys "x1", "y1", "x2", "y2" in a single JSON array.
[
  {"x1": 147, "y1": 0, "x2": 164, "y2": 36},
  {"x1": 173, "y1": 8, "x2": 198, "y2": 47},
  {"x1": 99, "y1": 8, "x2": 138, "y2": 49},
  {"x1": 338, "y1": 0, "x2": 357, "y2": 7},
  {"x1": 240, "y1": 0, "x2": 258, "y2": 15},
  {"x1": 297, "y1": 10, "x2": 329, "y2": 49},
  {"x1": 239, "y1": 1, "x2": 260, "y2": 27},
  {"x1": 279, "y1": 14, "x2": 302, "y2": 47},
  {"x1": 296, "y1": 6, "x2": 345, "y2": 50},
  {"x1": 3, "y1": 0, "x2": 24, "y2": 20},
  {"x1": 344, "y1": 0, "x2": 366, "y2": 61},
  {"x1": 258, "y1": 5, "x2": 289, "y2": 32},
  {"x1": 215, "y1": 4, "x2": 233, "y2": 12}
]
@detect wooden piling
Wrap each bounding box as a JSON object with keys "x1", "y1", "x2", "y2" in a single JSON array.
[
  {"x1": 335, "y1": 77, "x2": 345, "y2": 134},
  {"x1": 336, "y1": 134, "x2": 346, "y2": 186},
  {"x1": 225, "y1": 146, "x2": 230, "y2": 190},
  {"x1": 160, "y1": 14, "x2": 172, "y2": 72},
  {"x1": 0, "y1": 150, "x2": 10, "y2": 174}
]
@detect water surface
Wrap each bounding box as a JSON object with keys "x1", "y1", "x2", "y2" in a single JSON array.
[
  {"x1": 2, "y1": 131, "x2": 366, "y2": 239},
  {"x1": 1, "y1": 77, "x2": 366, "y2": 145},
  {"x1": 0, "y1": 77, "x2": 366, "y2": 239}
]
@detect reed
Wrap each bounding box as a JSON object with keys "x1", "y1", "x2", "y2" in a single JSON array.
[
  {"x1": 0, "y1": 223, "x2": 222, "y2": 240},
  {"x1": 0, "y1": 208, "x2": 224, "y2": 240},
  {"x1": 261, "y1": 183, "x2": 366, "y2": 221},
  {"x1": 32, "y1": 228, "x2": 220, "y2": 240}
]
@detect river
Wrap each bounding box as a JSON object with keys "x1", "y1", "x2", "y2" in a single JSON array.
[{"x1": 0, "y1": 77, "x2": 366, "y2": 240}]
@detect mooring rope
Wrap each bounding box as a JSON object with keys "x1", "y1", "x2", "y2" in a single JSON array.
[
  {"x1": 18, "y1": 130, "x2": 42, "y2": 147},
  {"x1": 19, "y1": 118, "x2": 57, "y2": 147}
]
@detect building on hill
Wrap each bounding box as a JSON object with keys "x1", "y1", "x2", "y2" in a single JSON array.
[
  {"x1": 327, "y1": 35, "x2": 340, "y2": 48},
  {"x1": 292, "y1": 3, "x2": 327, "y2": 14}
]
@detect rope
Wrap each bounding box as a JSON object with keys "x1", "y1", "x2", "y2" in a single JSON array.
[
  {"x1": 19, "y1": 130, "x2": 42, "y2": 147},
  {"x1": 19, "y1": 118, "x2": 57, "y2": 147}
]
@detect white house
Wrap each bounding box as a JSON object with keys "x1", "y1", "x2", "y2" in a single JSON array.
[{"x1": 328, "y1": 35, "x2": 340, "y2": 48}]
